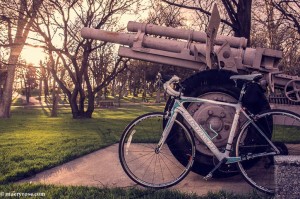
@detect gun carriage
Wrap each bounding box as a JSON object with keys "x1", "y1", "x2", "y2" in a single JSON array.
[{"x1": 81, "y1": 5, "x2": 300, "y2": 177}]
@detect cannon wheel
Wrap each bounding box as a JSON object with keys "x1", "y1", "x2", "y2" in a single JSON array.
[{"x1": 165, "y1": 70, "x2": 270, "y2": 178}]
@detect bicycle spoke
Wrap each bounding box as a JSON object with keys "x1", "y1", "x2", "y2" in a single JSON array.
[
  {"x1": 141, "y1": 153, "x2": 156, "y2": 179},
  {"x1": 126, "y1": 150, "x2": 154, "y2": 164},
  {"x1": 158, "y1": 153, "x2": 165, "y2": 182},
  {"x1": 159, "y1": 150, "x2": 185, "y2": 171},
  {"x1": 159, "y1": 152, "x2": 176, "y2": 179}
]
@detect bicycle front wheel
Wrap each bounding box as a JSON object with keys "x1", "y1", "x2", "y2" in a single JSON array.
[
  {"x1": 236, "y1": 109, "x2": 300, "y2": 194},
  {"x1": 119, "y1": 112, "x2": 195, "y2": 188}
]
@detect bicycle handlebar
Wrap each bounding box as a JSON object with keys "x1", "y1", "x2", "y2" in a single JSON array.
[{"x1": 163, "y1": 75, "x2": 181, "y2": 97}]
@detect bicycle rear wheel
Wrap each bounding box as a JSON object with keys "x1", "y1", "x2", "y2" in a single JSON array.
[
  {"x1": 236, "y1": 109, "x2": 300, "y2": 194},
  {"x1": 119, "y1": 112, "x2": 195, "y2": 188}
]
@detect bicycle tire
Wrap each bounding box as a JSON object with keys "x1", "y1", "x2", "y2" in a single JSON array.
[
  {"x1": 236, "y1": 109, "x2": 300, "y2": 194},
  {"x1": 119, "y1": 112, "x2": 195, "y2": 188}
]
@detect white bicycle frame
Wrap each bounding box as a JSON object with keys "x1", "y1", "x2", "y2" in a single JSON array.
[{"x1": 157, "y1": 96, "x2": 280, "y2": 164}]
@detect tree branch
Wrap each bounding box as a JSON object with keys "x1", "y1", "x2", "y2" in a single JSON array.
[
  {"x1": 161, "y1": 0, "x2": 233, "y2": 27},
  {"x1": 272, "y1": 0, "x2": 300, "y2": 34}
]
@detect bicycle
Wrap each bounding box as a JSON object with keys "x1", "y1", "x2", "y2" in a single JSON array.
[{"x1": 119, "y1": 73, "x2": 300, "y2": 194}]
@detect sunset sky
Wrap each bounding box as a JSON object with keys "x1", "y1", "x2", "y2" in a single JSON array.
[{"x1": 19, "y1": 2, "x2": 150, "y2": 67}]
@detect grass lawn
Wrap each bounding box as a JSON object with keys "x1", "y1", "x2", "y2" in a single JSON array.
[
  {"x1": 0, "y1": 105, "x2": 164, "y2": 184},
  {"x1": 0, "y1": 103, "x2": 275, "y2": 198},
  {"x1": 0, "y1": 184, "x2": 271, "y2": 199}
]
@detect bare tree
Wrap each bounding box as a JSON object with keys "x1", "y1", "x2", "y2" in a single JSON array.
[
  {"x1": 90, "y1": 43, "x2": 115, "y2": 102},
  {"x1": 252, "y1": 0, "x2": 300, "y2": 75},
  {"x1": 33, "y1": 0, "x2": 136, "y2": 118},
  {"x1": 0, "y1": 0, "x2": 43, "y2": 118},
  {"x1": 161, "y1": 0, "x2": 253, "y2": 45},
  {"x1": 147, "y1": 0, "x2": 185, "y2": 27},
  {"x1": 272, "y1": 0, "x2": 300, "y2": 34}
]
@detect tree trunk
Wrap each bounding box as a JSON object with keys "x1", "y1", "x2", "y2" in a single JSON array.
[
  {"x1": 38, "y1": 77, "x2": 42, "y2": 101},
  {"x1": 70, "y1": 93, "x2": 80, "y2": 119},
  {"x1": 112, "y1": 79, "x2": 116, "y2": 97},
  {"x1": 155, "y1": 88, "x2": 161, "y2": 103},
  {"x1": 44, "y1": 78, "x2": 49, "y2": 98},
  {"x1": 51, "y1": 88, "x2": 58, "y2": 117},
  {"x1": 0, "y1": 55, "x2": 19, "y2": 118},
  {"x1": 104, "y1": 87, "x2": 108, "y2": 99},
  {"x1": 68, "y1": 91, "x2": 94, "y2": 119},
  {"x1": 85, "y1": 94, "x2": 95, "y2": 118},
  {"x1": 0, "y1": 0, "x2": 43, "y2": 118},
  {"x1": 25, "y1": 85, "x2": 30, "y2": 104},
  {"x1": 236, "y1": 0, "x2": 252, "y2": 46},
  {"x1": 142, "y1": 70, "x2": 147, "y2": 102}
]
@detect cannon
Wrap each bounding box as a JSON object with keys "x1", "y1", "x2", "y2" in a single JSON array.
[{"x1": 81, "y1": 5, "x2": 300, "y2": 177}]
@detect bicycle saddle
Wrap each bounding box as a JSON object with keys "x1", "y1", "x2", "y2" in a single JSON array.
[{"x1": 230, "y1": 73, "x2": 263, "y2": 82}]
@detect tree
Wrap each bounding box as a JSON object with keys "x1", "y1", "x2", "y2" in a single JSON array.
[
  {"x1": 0, "y1": 0, "x2": 43, "y2": 118},
  {"x1": 90, "y1": 43, "x2": 116, "y2": 102},
  {"x1": 24, "y1": 64, "x2": 38, "y2": 104},
  {"x1": 252, "y1": 0, "x2": 300, "y2": 75},
  {"x1": 161, "y1": 0, "x2": 253, "y2": 45},
  {"x1": 39, "y1": 61, "x2": 50, "y2": 98},
  {"x1": 0, "y1": 52, "x2": 6, "y2": 101},
  {"x1": 148, "y1": 0, "x2": 185, "y2": 27},
  {"x1": 272, "y1": 0, "x2": 300, "y2": 35},
  {"x1": 159, "y1": 0, "x2": 300, "y2": 76},
  {"x1": 33, "y1": 0, "x2": 137, "y2": 118}
]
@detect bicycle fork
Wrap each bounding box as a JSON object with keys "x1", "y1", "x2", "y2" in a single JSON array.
[{"x1": 155, "y1": 111, "x2": 177, "y2": 153}]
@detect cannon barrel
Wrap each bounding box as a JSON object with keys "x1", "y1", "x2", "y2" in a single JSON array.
[
  {"x1": 127, "y1": 21, "x2": 247, "y2": 48},
  {"x1": 82, "y1": 27, "x2": 207, "y2": 54},
  {"x1": 81, "y1": 27, "x2": 282, "y2": 72}
]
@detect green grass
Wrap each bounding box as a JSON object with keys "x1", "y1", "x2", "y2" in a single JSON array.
[
  {"x1": 273, "y1": 125, "x2": 300, "y2": 143},
  {"x1": 0, "y1": 184, "x2": 271, "y2": 199},
  {"x1": 0, "y1": 105, "x2": 164, "y2": 184},
  {"x1": 11, "y1": 97, "x2": 23, "y2": 106}
]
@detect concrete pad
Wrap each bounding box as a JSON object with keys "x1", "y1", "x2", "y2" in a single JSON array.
[{"x1": 20, "y1": 144, "x2": 254, "y2": 195}]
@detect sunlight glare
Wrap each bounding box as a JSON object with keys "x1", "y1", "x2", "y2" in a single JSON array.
[{"x1": 21, "y1": 46, "x2": 46, "y2": 66}]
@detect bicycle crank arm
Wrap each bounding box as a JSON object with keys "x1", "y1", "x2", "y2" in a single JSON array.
[{"x1": 204, "y1": 158, "x2": 227, "y2": 180}]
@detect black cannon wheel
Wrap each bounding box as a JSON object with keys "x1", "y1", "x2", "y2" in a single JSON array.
[{"x1": 165, "y1": 70, "x2": 270, "y2": 178}]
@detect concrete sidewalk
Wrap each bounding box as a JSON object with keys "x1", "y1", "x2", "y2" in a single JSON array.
[{"x1": 20, "y1": 144, "x2": 254, "y2": 196}]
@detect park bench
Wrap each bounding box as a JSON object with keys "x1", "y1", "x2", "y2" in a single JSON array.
[{"x1": 98, "y1": 100, "x2": 114, "y2": 107}]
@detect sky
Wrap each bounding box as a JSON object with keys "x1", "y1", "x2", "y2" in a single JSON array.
[
  {"x1": 20, "y1": 1, "x2": 150, "y2": 66},
  {"x1": 21, "y1": 46, "x2": 46, "y2": 66}
]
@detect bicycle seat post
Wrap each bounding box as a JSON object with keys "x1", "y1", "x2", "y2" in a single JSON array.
[
  {"x1": 230, "y1": 73, "x2": 263, "y2": 104},
  {"x1": 238, "y1": 83, "x2": 247, "y2": 103}
]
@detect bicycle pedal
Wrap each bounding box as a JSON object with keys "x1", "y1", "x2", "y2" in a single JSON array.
[{"x1": 203, "y1": 173, "x2": 213, "y2": 181}]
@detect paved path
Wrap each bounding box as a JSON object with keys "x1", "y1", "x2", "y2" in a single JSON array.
[{"x1": 20, "y1": 144, "x2": 254, "y2": 196}]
